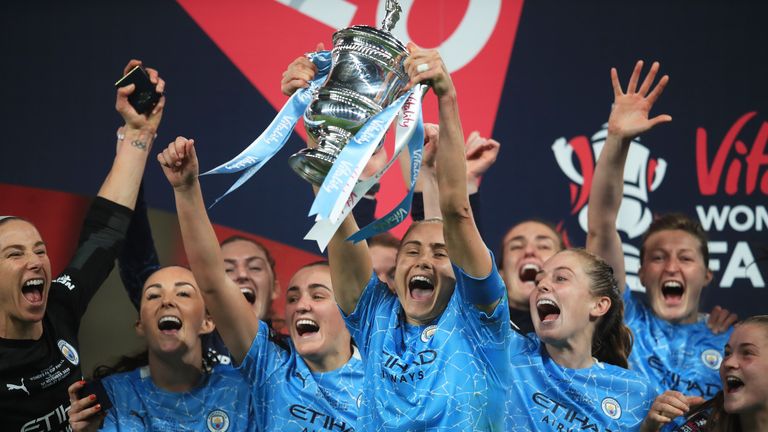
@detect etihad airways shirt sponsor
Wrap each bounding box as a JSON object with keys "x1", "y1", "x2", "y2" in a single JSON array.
[
  {"x1": 506, "y1": 333, "x2": 656, "y2": 431},
  {"x1": 344, "y1": 260, "x2": 512, "y2": 431},
  {"x1": 238, "y1": 322, "x2": 363, "y2": 431}
]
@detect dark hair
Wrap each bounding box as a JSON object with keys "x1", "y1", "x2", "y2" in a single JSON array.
[
  {"x1": 399, "y1": 218, "x2": 443, "y2": 246},
  {"x1": 368, "y1": 232, "x2": 400, "y2": 249},
  {"x1": 91, "y1": 347, "x2": 216, "y2": 379},
  {"x1": 693, "y1": 316, "x2": 768, "y2": 432},
  {"x1": 497, "y1": 219, "x2": 566, "y2": 268},
  {"x1": 220, "y1": 235, "x2": 276, "y2": 273},
  {"x1": 640, "y1": 213, "x2": 709, "y2": 265},
  {"x1": 0, "y1": 216, "x2": 33, "y2": 229},
  {"x1": 297, "y1": 260, "x2": 329, "y2": 271},
  {"x1": 93, "y1": 266, "x2": 215, "y2": 379},
  {"x1": 740, "y1": 314, "x2": 768, "y2": 328},
  {"x1": 92, "y1": 350, "x2": 149, "y2": 380},
  {"x1": 569, "y1": 248, "x2": 633, "y2": 368},
  {"x1": 693, "y1": 392, "x2": 741, "y2": 432},
  {"x1": 142, "y1": 264, "x2": 192, "y2": 286}
]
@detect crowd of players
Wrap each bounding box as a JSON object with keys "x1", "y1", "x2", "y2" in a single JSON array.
[{"x1": 1, "y1": 46, "x2": 765, "y2": 432}]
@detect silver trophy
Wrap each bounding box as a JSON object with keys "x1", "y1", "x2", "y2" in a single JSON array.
[{"x1": 288, "y1": 0, "x2": 410, "y2": 185}]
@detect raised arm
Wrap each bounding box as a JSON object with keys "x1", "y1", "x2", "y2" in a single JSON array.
[
  {"x1": 405, "y1": 46, "x2": 489, "y2": 274},
  {"x1": 328, "y1": 211, "x2": 373, "y2": 315},
  {"x1": 586, "y1": 60, "x2": 670, "y2": 292},
  {"x1": 98, "y1": 60, "x2": 165, "y2": 209},
  {"x1": 280, "y1": 50, "x2": 372, "y2": 315},
  {"x1": 405, "y1": 45, "x2": 498, "y2": 312},
  {"x1": 158, "y1": 137, "x2": 258, "y2": 364},
  {"x1": 59, "y1": 60, "x2": 165, "y2": 315}
]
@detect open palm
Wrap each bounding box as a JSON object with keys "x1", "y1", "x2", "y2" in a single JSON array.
[{"x1": 608, "y1": 61, "x2": 671, "y2": 140}]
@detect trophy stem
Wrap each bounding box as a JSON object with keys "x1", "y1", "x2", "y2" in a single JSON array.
[
  {"x1": 288, "y1": 147, "x2": 338, "y2": 186},
  {"x1": 291, "y1": 17, "x2": 409, "y2": 186}
]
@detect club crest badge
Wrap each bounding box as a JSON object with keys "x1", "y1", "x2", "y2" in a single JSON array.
[
  {"x1": 701, "y1": 349, "x2": 723, "y2": 370},
  {"x1": 57, "y1": 340, "x2": 79, "y2": 366},
  {"x1": 421, "y1": 325, "x2": 438, "y2": 343},
  {"x1": 207, "y1": 409, "x2": 230, "y2": 431},
  {"x1": 601, "y1": 397, "x2": 622, "y2": 420}
]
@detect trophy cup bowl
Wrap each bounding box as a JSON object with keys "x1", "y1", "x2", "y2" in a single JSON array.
[{"x1": 288, "y1": 25, "x2": 410, "y2": 185}]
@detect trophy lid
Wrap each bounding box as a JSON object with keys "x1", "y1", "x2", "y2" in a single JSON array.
[{"x1": 332, "y1": 25, "x2": 407, "y2": 56}]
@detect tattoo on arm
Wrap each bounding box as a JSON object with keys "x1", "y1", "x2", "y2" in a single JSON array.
[{"x1": 131, "y1": 140, "x2": 147, "y2": 151}]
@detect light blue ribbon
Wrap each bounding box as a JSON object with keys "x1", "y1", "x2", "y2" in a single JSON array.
[
  {"x1": 348, "y1": 106, "x2": 424, "y2": 242},
  {"x1": 309, "y1": 89, "x2": 415, "y2": 222},
  {"x1": 201, "y1": 51, "x2": 332, "y2": 206},
  {"x1": 303, "y1": 85, "x2": 426, "y2": 251}
]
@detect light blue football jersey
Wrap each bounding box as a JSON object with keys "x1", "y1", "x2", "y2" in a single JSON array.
[
  {"x1": 101, "y1": 364, "x2": 254, "y2": 432},
  {"x1": 624, "y1": 288, "x2": 731, "y2": 399},
  {"x1": 343, "y1": 259, "x2": 512, "y2": 431},
  {"x1": 506, "y1": 332, "x2": 657, "y2": 431},
  {"x1": 238, "y1": 321, "x2": 363, "y2": 431}
]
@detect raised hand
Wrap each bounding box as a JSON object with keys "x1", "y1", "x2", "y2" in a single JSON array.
[
  {"x1": 608, "y1": 60, "x2": 671, "y2": 140},
  {"x1": 116, "y1": 59, "x2": 165, "y2": 133},
  {"x1": 465, "y1": 131, "x2": 500, "y2": 192},
  {"x1": 640, "y1": 390, "x2": 704, "y2": 432},
  {"x1": 67, "y1": 380, "x2": 104, "y2": 432},
  {"x1": 422, "y1": 123, "x2": 439, "y2": 169},
  {"x1": 157, "y1": 136, "x2": 199, "y2": 191},
  {"x1": 281, "y1": 42, "x2": 325, "y2": 96},
  {"x1": 706, "y1": 305, "x2": 739, "y2": 335},
  {"x1": 404, "y1": 43, "x2": 455, "y2": 98}
]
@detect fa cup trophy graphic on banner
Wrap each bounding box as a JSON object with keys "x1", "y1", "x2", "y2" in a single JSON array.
[
  {"x1": 289, "y1": 0, "x2": 410, "y2": 185},
  {"x1": 203, "y1": 0, "x2": 425, "y2": 250},
  {"x1": 552, "y1": 124, "x2": 668, "y2": 292}
]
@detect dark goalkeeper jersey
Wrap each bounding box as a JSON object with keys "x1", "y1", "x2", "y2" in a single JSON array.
[{"x1": 0, "y1": 197, "x2": 131, "y2": 432}]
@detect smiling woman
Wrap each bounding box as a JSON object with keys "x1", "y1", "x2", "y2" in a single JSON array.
[
  {"x1": 0, "y1": 217, "x2": 50, "y2": 328},
  {"x1": 643, "y1": 315, "x2": 768, "y2": 432},
  {"x1": 0, "y1": 205, "x2": 133, "y2": 430},
  {"x1": 161, "y1": 135, "x2": 363, "y2": 431},
  {"x1": 0, "y1": 58, "x2": 163, "y2": 431},
  {"x1": 585, "y1": 59, "x2": 734, "y2": 427},
  {"x1": 324, "y1": 45, "x2": 514, "y2": 431},
  {"x1": 505, "y1": 248, "x2": 656, "y2": 430},
  {"x1": 498, "y1": 219, "x2": 566, "y2": 335},
  {"x1": 66, "y1": 266, "x2": 256, "y2": 430}
]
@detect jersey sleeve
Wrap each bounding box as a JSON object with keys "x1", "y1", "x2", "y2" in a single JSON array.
[
  {"x1": 48, "y1": 196, "x2": 132, "y2": 325},
  {"x1": 117, "y1": 184, "x2": 160, "y2": 310},
  {"x1": 451, "y1": 252, "x2": 511, "y2": 346},
  {"x1": 236, "y1": 321, "x2": 290, "y2": 394},
  {"x1": 341, "y1": 272, "x2": 394, "y2": 357}
]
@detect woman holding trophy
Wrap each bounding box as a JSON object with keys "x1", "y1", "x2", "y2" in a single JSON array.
[{"x1": 320, "y1": 44, "x2": 514, "y2": 431}]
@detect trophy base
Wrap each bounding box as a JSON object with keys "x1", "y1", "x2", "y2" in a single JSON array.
[{"x1": 288, "y1": 148, "x2": 337, "y2": 186}]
